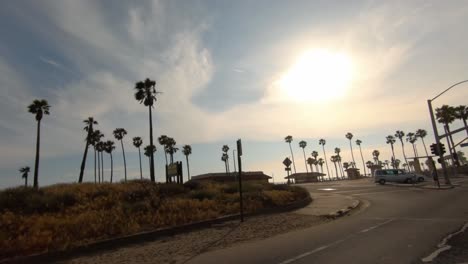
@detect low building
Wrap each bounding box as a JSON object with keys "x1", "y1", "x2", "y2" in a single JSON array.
[
  {"x1": 284, "y1": 172, "x2": 326, "y2": 184},
  {"x1": 346, "y1": 168, "x2": 361, "y2": 180},
  {"x1": 190, "y1": 171, "x2": 272, "y2": 183}
]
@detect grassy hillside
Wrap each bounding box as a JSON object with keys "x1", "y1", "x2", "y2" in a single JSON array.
[{"x1": 0, "y1": 180, "x2": 309, "y2": 258}]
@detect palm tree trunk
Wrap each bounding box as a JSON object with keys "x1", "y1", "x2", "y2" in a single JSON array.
[
  {"x1": 185, "y1": 155, "x2": 190, "y2": 181},
  {"x1": 101, "y1": 151, "x2": 104, "y2": 182},
  {"x1": 148, "y1": 106, "x2": 155, "y2": 182},
  {"x1": 288, "y1": 143, "x2": 297, "y2": 173},
  {"x1": 302, "y1": 149, "x2": 308, "y2": 173},
  {"x1": 164, "y1": 152, "x2": 168, "y2": 166},
  {"x1": 97, "y1": 150, "x2": 101, "y2": 183},
  {"x1": 110, "y1": 153, "x2": 113, "y2": 183},
  {"x1": 421, "y1": 138, "x2": 429, "y2": 157},
  {"x1": 33, "y1": 120, "x2": 41, "y2": 189},
  {"x1": 400, "y1": 140, "x2": 409, "y2": 172},
  {"x1": 309, "y1": 164, "x2": 313, "y2": 174},
  {"x1": 25, "y1": 176, "x2": 27, "y2": 187},
  {"x1": 334, "y1": 162, "x2": 338, "y2": 180},
  {"x1": 412, "y1": 143, "x2": 417, "y2": 158},
  {"x1": 349, "y1": 140, "x2": 356, "y2": 168},
  {"x1": 444, "y1": 125, "x2": 456, "y2": 166},
  {"x1": 78, "y1": 137, "x2": 90, "y2": 183},
  {"x1": 120, "y1": 139, "x2": 127, "y2": 181},
  {"x1": 322, "y1": 146, "x2": 331, "y2": 180},
  {"x1": 94, "y1": 147, "x2": 97, "y2": 183},
  {"x1": 227, "y1": 157, "x2": 230, "y2": 174},
  {"x1": 390, "y1": 144, "x2": 396, "y2": 169},
  {"x1": 359, "y1": 146, "x2": 366, "y2": 176},
  {"x1": 138, "y1": 147, "x2": 143, "y2": 179}
]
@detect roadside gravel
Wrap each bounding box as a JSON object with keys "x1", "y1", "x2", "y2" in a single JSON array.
[{"x1": 61, "y1": 213, "x2": 330, "y2": 264}]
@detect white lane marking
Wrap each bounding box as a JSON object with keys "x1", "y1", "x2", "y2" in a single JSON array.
[
  {"x1": 277, "y1": 219, "x2": 394, "y2": 264},
  {"x1": 421, "y1": 222, "x2": 468, "y2": 262},
  {"x1": 359, "y1": 218, "x2": 395, "y2": 233}
]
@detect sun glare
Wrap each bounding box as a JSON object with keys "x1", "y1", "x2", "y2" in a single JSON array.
[{"x1": 279, "y1": 49, "x2": 354, "y2": 103}]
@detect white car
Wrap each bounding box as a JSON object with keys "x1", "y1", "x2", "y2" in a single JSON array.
[{"x1": 374, "y1": 169, "x2": 424, "y2": 185}]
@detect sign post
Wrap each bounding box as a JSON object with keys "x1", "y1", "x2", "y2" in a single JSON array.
[
  {"x1": 237, "y1": 139, "x2": 244, "y2": 222},
  {"x1": 283, "y1": 157, "x2": 292, "y2": 184}
]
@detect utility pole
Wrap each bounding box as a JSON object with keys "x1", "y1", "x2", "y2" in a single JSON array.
[{"x1": 237, "y1": 139, "x2": 244, "y2": 222}]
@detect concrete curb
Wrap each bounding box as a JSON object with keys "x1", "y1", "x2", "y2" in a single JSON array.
[
  {"x1": 0, "y1": 196, "x2": 312, "y2": 264},
  {"x1": 325, "y1": 198, "x2": 361, "y2": 218}
]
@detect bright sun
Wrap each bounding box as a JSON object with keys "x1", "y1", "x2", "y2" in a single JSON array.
[{"x1": 279, "y1": 49, "x2": 354, "y2": 102}]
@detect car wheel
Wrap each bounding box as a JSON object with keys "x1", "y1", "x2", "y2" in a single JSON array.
[
  {"x1": 379, "y1": 179, "x2": 386, "y2": 185},
  {"x1": 418, "y1": 177, "x2": 424, "y2": 182},
  {"x1": 406, "y1": 178, "x2": 413, "y2": 184}
]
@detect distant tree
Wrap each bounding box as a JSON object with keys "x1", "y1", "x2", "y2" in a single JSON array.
[
  {"x1": 366, "y1": 160, "x2": 373, "y2": 169},
  {"x1": 394, "y1": 159, "x2": 401, "y2": 169},
  {"x1": 299, "y1": 141, "x2": 308, "y2": 173},
  {"x1": 91, "y1": 130, "x2": 103, "y2": 183},
  {"x1": 311, "y1": 151, "x2": 319, "y2": 162},
  {"x1": 307, "y1": 157, "x2": 314, "y2": 173},
  {"x1": 182, "y1": 145, "x2": 192, "y2": 180},
  {"x1": 395, "y1": 130, "x2": 409, "y2": 169},
  {"x1": 457, "y1": 151, "x2": 467, "y2": 165},
  {"x1": 113, "y1": 128, "x2": 128, "y2": 181},
  {"x1": 222, "y1": 145, "x2": 230, "y2": 174},
  {"x1": 144, "y1": 145, "x2": 157, "y2": 167},
  {"x1": 345, "y1": 133, "x2": 356, "y2": 168},
  {"x1": 318, "y1": 158, "x2": 324, "y2": 174},
  {"x1": 79, "y1": 117, "x2": 98, "y2": 183},
  {"x1": 436, "y1": 105, "x2": 457, "y2": 155},
  {"x1": 386, "y1": 135, "x2": 396, "y2": 168},
  {"x1": 165, "y1": 137, "x2": 178, "y2": 164},
  {"x1": 406, "y1": 132, "x2": 418, "y2": 157},
  {"x1": 330, "y1": 155, "x2": 339, "y2": 180},
  {"x1": 343, "y1": 162, "x2": 350, "y2": 170},
  {"x1": 19, "y1": 166, "x2": 30, "y2": 187},
  {"x1": 356, "y1": 139, "x2": 367, "y2": 176},
  {"x1": 221, "y1": 153, "x2": 229, "y2": 175},
  {"x1": 334, "y1": 147, "x2": 344, "y2": 177},
  {"x1": 384, "y1": 160, "x2": 390, "y2": 169},
  {"x1": 28, "y1": 99, "x2": 50, "y2": 189},
  {"x1": 158, "y1": 135, "x2": 169, "y2": 165},
  {"x1": 285, "y1": 135, "x2": 297, "y2": 173},
  {"x1": 133, "y1": 137, "x2": 144, "y2": 179},
  {"x1": 96, "y1": 141, "x2": 105, "y2": 182},
  {"x1": 454, "y1": 105, "x2": 468, "y2": 135},
  {"x1": 319, "y1": 139, "x2": 331, "y2": 180},
  {"x1": 134, "y1": 78, "x2": 159, "y2": 182},
  {"x1": 372, "y1": 150, "x2": 380, "y2": 164},
  {"x1": 104, "y1": 140, "x2": 115, "y2": 183},
  {"x1": 415, "y1": 129, "x2": 429, "y2": 157}
]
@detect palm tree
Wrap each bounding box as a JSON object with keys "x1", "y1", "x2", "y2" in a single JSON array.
[
  {"x1": 91, "y1": 130, "x2": 103, "y2": 183},
  {"x1": 372, "y1": 150, "x2": 380, "y2": 164},
  {"x1": 133, "y1": 137, "x2": 144, "y2": 179},
  {"x1": 355, "y1": 139, "x2": 367, "y2": 176},
  {"x1": 78, "y1": 117, "x2": 98, "y2": 183},
  {"x1": 299, "y1": 141, "x2": 308, "y2": 173},
  {"x1": 165, "y1": 137, "x2": 178, "y2": 164},
  {"x1": 415, "y1": 129, "x2": 429, "y2": 157},
  {"x1": 19, "y1": 166, "x2": 30, "y2": 187},
  {"x1": 384, "y1": 160, "x2": 390, "y2": 169},
  {"x1": 222, "y1": 145, "x2": 230, "y2": 174},
  {"x1": 319, "y1": 139, "x2": 331, "y2": 180},
  {"x1": 96, "y1": 141, "x2": 105, "y2": 182},
  {"x1": 345, "y1": 133, "x2": 356, "y2": 168},
  {"x1": 158, "y1": 135, "x2": 169, "y2": 165},
  {"x1": 318, "y1": 158, "x2": 324, "y2": 174},
  {"x1": 334, "y1": 147, "x2": 344, "y2": 177},
  {"x1": 104, "y1": 140, "x2": 115, "y2": 183},
  {"x1": 182, "y1": 145, "x2": 192, "y2": 180},
  {"x1": 113, "y1": 128, "x2": 128, "y2": 181},
  {"x1": 221, "y1": 153, "x2": 229, "y2": 175},
  {"x1": 284, "y1": 135, "x2": 297, "y2": 173},
  {"x1": 436, "y1": 104, "x2": 457, "y2": 150},
  {"x1": 366, "y1": 161, "x2": 373, "y2": 169},
  {"x1": 144, "y1": 145, "x2": 157, "y2": 168},
  {"x1": 394, "y1": 159, "x2": 401, "y2": 169},
  {"x1": 395, "y1": 130, "x2": 409, "y2": 169},
  {"x1": 307, "y1": 157, "x2": 314, "y2": 173},
  {"x1": 454, "y1": 105, "x2": 468, "y2": 135},
  {"x1": 386, "y1": 135, "x2": 396, "y2": 168},
  {"x1": 343, "y1": 162, "x2": 350, "y2": 170},
  {"x1": 135, "y1": 78, "x2": 159, "y2": 182},
  {"x1": 311, "y1": 151, "x2": 319, "y2": 162},
  {"x1": 330, "y1": 155, "x2": 339, "y2": 180},
  {"x1": 27, "y1": 99, "x2": 50, "y2": 189},
  {"x1": 406, "y1": 132, "x2": 418, "y2": 158}
]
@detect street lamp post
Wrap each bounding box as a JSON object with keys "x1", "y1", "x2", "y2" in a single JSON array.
[{"x1": 427, "y1": 79, "x2": 468, "y2": 184}]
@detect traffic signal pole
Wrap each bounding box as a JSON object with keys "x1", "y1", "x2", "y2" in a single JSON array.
[{"x1": 428, "y1": 99, "x2": 450, "y2": 184}]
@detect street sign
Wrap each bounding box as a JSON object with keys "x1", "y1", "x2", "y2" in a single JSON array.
[
  {"x1": 461, "y1": 142, "x2": 468, "y2": 148},
  {"x1": 237, "y1": 139, "x2": 243, "y2": 156},
  {"x1": 283, "y1": 157, "x2": 292, "y2": 167}
]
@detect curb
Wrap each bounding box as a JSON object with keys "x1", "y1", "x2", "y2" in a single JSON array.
[
  {"x1": 1, "y1": 196, "x2": 312, "y2": 264},
  {"x1": 326, "y1": 198, "x2": 361, "y2": 218}
]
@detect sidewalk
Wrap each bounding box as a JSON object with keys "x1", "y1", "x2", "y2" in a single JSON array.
[{"x1": 295, "y1": 192, "x2": 360, "y2": 217}]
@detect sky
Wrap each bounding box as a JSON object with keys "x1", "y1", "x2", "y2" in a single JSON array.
[{"x1": 1, "y1": 0, "x2": 468, "y2": 188}]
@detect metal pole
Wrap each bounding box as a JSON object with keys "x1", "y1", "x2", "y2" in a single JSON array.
[
  {"x1": 233, "y1": 150, "x2": 237, "y2": 173},
  {"x1": 428, "y1": 99, "x2": 450, "y2": 184},
  {"x1": 237, "y1": 140, "x2": 244, "y2": 222}
]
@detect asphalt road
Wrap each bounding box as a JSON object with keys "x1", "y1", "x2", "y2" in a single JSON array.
[{"x1": 187, "y1": 177, "x2": 468, "y2": 264}]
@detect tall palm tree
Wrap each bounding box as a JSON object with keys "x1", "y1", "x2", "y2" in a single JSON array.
[
  {"x1": 355, "y1": 139, "x2": 367, "y2": 176},
  {"x1": 165, "y1": 137, "x2": 178, "y2": 164},
  {"x1": 415, "y1": 129, "x2": 429, "y2": 157},
  {"x1": 345, "y1": 133, "x2": 356, "y2": 168},
  {"x1": 19, "y1": 166, "x2": 30, "y2": 187},
  {"x1": 182, "y1": 145, "x2": 192, "y2": 181},
  {"x1": 27, "y1": 99, "x2": 50, "y2": 189},
  {"x1": 406, "y1": 132, "x2": 418, "y2": 158},
  {"x1": 134, "y1": 78, "x2": 159, "y2": 182},
  {"x1": 133, "y1": 137, "x2": 144, "y2": 179},
  {"x1": 319, "y1": 139, "x2": 331, "y2": 180},
  {"x1": 144, "y1": 145, "x2": 156, "y2": 169},
  {"x1": 284, "y1": 135, "x2": 297, "y2": 173},
  {"x1": 318, "y1": 158, "x2": 324, "y2": 174},
  {"x1": 96, "y1": 141, "x2": 105, "y2": 182},
  {"x1": 395, "y1": 130, "x2": 409, "y2": 169},
  {"x1": 334, "y1": 147, "x2": 344, "y2": 177},
  {"x1": 104, "y1": 140, "x2": 115, "y2": 183},
  {"x1": 91, "y1": 130, "x2": 103, "y2": 183},
  {"x1": 222, "y1": 145, "x2": 230, "y2": 174},
  {"x1": 299, "y1": 141, "x2": 308, "y2": 173},
  {"x1": 158, "y1": 135, "x2": 169, "y2": 165},
  {"x1": 113, "y1": 128, "x2": 128, "y2": 181},
  {"x1": 386, "y1": 135, "x2": 396, "y2": 168},
  {"x1": 372, "y1": 150, "x2": 380, "y2": 164},
  {"x1": 79, "y1": 117, "x2": 98, "y2": 183},
  {"x1": 454, "y1": 105, "x2": 468, "y2": 135},
  {"x1": 307, "y1": 157, "x2": 314, "y2": 173},
  {"x1": 311, "y1": 151, "x2": 319, "y2": 163},
  {"x1": 436, "y1": 105, "x2": 457, "y2": 166},
  {"x1": 330, "y1": 155, "x2": 339, "y2": 180}
]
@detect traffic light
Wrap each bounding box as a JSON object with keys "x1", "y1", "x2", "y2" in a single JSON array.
[
  {"x1": 439, "y1": 143, "x2": 446, "y2": 155},
  {"x1": 430, "y1": 143, "x2": 439, "y2": 156}
]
